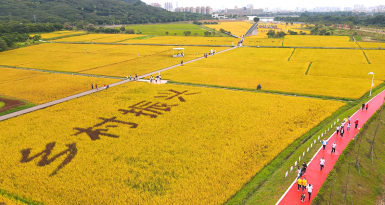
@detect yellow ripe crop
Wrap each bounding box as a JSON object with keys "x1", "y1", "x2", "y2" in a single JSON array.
[
  {"x1": 162, "y1": 47, "x2": 382, "y2": 99},
  {"x1": 0, "y1": 67, "x2": 119, "y2": 104},
  {"x1": 364, "y1": 50, "x2": 385, "y2": 64},
  {"x1": 284, "y1": 35, "x2": 358, "y2": 47},
  {"x1": 357, "y1": 42, "x2": 385, "y2": 48},
  {"x1": 121, "y1": 36, "x2": 239, "y2": 46},
  {"x1": 0, "y1": 82, "x2": 344, "y2": 205},
  {"x1": 54, "y1": 34, "x2": 145, "y2": 43},
  {"x1": 289, "y1": 48, "x2": 368, "y2": 64},
  {"x1": 309, "y1": 62, "x2": 385, "y2": 81},
  {"x1": 0, "y1": 43, "x2": 229, "y2": 76},
  {"x1": 0, "y1": 195, "x2": 24, "y2": 205},
  {"x1": 30, "y1": 31, "x2": 85, "y2": 39},
  {"x1": 244, "y1": 37, "x2": 282, "y2": 46},
  {"x1": 82, "y1": 46, "x2": 229, "y2": 77},
  {"x1": 205, "y1": 21, "x2": 253, "y2": 37}
]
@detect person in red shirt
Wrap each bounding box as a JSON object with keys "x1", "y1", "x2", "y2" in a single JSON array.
[
  {"x1": 355, "y1": 119, "x2": 359, "y2": 128},
  {"x1": 366, "y1": 103, "x2": 369, "y2": 111}
]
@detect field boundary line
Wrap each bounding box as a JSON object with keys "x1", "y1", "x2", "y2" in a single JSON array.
[{"x1": 0, "y1": 65, "x2": 126, "y2": 80}]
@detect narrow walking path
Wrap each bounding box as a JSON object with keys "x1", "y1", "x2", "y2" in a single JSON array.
[
  {"x1": 0, "y1": 46, "x2": 237, "y2": 122},
  {"x1": 276, "y1": 89, "x2": 385, "y2": 205}
]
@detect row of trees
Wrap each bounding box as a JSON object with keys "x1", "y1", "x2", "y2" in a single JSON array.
[
  {"x1": 275, "y1": 13, "x2": 385, "y2": 27},
  {"x1": 0, "y1": 33, "x2": 41, "y2": 52}
]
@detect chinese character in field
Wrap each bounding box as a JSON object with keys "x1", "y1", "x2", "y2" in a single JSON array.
[
  {"x1": 119, "y1": 101, "x2": 178, "y2": 118},
  {"x1": 154, "y1": 89, "x2": 200, "y2": 102},
  {"x1": 20, "y1": 142, "x2": 77, "y2": 176},
  {"x1": 72, "y1": 117, "x2": 138, "y2": 140},
  {"x1": 73, "y1": 127, "x2": 119, "y2": 141}
]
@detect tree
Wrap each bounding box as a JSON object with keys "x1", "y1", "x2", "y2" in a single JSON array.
[
  {"x1": 183, "y1": 31, "x2": 191, "y2": 36},
  {"x1": 120, "y1": 26, "x2": 126, "y2": 32},
  {"x1": 174, "y1": 33, "x2": 177, "y2": 36},
  {"x1": 194, "y1": 33, "x2": 198, "y2": 36},
  {"x1": 165, "y1": 31, "x2": 169, "y2": 35},
  {"x1": 204, "y1": 31, "x2": 211, "y2": 36},
  {"x1": 267, "y1": 30, "x2": 275, "y2": 37},
  {"x1": 253, "y1": 17, "x2": 259, "y2": 22},
  {"x1": 276, "y1": 31, "x2": 286, "y2": 38}
]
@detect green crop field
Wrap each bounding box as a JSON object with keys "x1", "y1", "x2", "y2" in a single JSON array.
[{"x1": 126, "y1": 23, "x2": 207, "y2": 36}]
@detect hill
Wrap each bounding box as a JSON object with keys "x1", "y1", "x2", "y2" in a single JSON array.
[{"x1": 0, "y1": 0, "x2": 210, "y2": 25}]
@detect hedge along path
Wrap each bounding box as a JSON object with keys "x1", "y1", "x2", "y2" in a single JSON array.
[
  {"x1": 276, "y1": 89, "x2": 385, "y2": 205},
  {"x1": 0, "y1": 46, "x2": 238, "y2": 122}
]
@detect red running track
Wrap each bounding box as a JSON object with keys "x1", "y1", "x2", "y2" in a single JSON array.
[{"x1": 276, "y1": 90, "x2": 385, "y2": 205}]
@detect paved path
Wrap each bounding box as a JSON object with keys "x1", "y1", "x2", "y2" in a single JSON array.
[
  {"x1": 0, "y1": 46, "x2": 237, "y2": 122},
  {"x1": 276, "y1": 89, "x2": 385, "y2": 205}
]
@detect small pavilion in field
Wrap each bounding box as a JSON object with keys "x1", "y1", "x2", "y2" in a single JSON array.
[{"x1": 173, "y1": 48, "x2": 185, "y2": 57}]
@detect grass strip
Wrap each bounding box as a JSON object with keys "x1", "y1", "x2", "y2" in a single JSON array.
[
  {"x1": 0, "y1": 189, "x2": 43, "y2": 205},
  {"x1": 305, "y1": 62, "x2": 313, "y2": 75},
  {"x1": 287, "y1": 48, "x2": 295, "y2": 61},
  {"x1": 362, "y1": 50, "x2": 371, "y2": 64},
  {"x1": 168, "y1": 80, "x2": 355, "y2": 102}
]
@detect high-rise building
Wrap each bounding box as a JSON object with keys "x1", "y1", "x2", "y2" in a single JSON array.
[
  {"x1": 174, "y1": 5, "x2": 212, "y2": 14},
  {"x1": 164, "y1": 2, "x2": 173, "y2": 12}
]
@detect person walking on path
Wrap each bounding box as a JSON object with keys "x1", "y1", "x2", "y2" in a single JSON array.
[
  {"x1": 302, "y1": 177, "x2": 307, "y2": 192},
  {"x1": 355, "y1": 119, "x2": 359, "y2": 128},
  {"x1": 336, "y1": 125, "x2": 340, "y2": 135},
  {"x1": 135, "y1": 74, "x2": 137, "y2": 80},
  {"x1": 322, "y1": 139, "x2": 327, "y2": 150},
  {"x1": 307, "y1": 184, "x2": 313, "y2": 202},
  {"x1": 301, "y1": 162, "x2": 308, "y2": 175},
  {"x1": 181, "y1": 60, "x2": 183, "y2": 66},
  {"x1": 91, "y1": 84, "x2": 93, "y2": 90},
  {"x1": 331, "y1": 142, "x2": 336, "y2": 154},
  {"x1": 297, "y1": 166, "x2": 302, "y2": 179},
  {"x1": 129, "y1": 75, "x2": 132, "y2": 80},
  {"x1": 362, "y1": 103, "x2": 365, "y2": 110},
  {"x1": 366, "y1": 103, "x2": 369, "y2": 111},
  {"x1": 347, "y1": 123, "x2": 351, "y2": 131},
  {"x1": 340, "y1": 127, "x2": 345, "y2": 137},
  {"x1": 320, "y1": 157, "x2": 325, "y2": 170},
  {"x1": 95, "y1": 84, "x2": 98, "y2": 90},
  {"x1": 297, "y1": 177, "x2": 303, "y2": 191},
  {"x1": 348, "y1": 116, "x2": 351, "y2": 124},
  {"x1": 300, "y1": 193, "x2": 306, "y2": 203}
]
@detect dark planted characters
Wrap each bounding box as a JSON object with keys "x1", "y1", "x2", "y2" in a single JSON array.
[
  {"x1": 154, "y1": 89, "x2": 201, "y2": 102},
  {"x1": 119, "y1": 101, "x2": 178, "y2": 118}
]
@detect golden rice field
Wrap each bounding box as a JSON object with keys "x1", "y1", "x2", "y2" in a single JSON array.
[
  {"x1": 121, "y1": 36, "x2": 238, "y2": 46},
  {"x1": 205, "y1": 21, "x2": 252, "y2": 37},
  {"x1": 244, "y1": 37, "x2": 283, "y2": 46},
  {"x1": 284, "y1": 35, "x2": 358, "y2": 47},
  {"x1": 357, "y1": 42, "x2": 385, "y2": 48},
  {"x1": 0, "y1": 195, "x2": 24, "y2": 205},
  {"x1": 0, "y1": 67, "x2": 119, "y2": 104},
  {"x1": 309, "y1": 61, "x2": 385, "y2": 80},
  {"x1": 0, "y1": 82, "x2": 344, "y2": 204},
  {"x1": 30, "y1": 31, "x2": 85, "y2": 39},
  {"x1": 364, "y1": 50, "x2": 385, "y2": 64},
  {"x1": 0, "y1": 43, "x2": 228, "y2": 75},
  {"x1": 162, "y1": 47, "x2": 382, "y2": 99},
  {"x1": 54, "y1": 34, "x2": 145, "y2": 43},
  {"x1": 289, "y1": 48, "x2": 369, "y2": 64}
]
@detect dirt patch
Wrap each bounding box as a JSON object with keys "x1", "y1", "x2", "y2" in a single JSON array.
[{"x1": 0, "y1": 97, "x2": 25, "y2": 112}]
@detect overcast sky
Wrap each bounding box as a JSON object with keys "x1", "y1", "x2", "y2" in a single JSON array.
[{"x1": 142, "y1": 0, "x2": 384, "y2": 10}]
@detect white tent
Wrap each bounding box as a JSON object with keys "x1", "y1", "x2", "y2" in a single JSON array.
[{"x1": 173, "y1": 48, "x2": 185, "y2": 57}]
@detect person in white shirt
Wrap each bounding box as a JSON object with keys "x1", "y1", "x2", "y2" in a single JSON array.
[
  {"x1": 347, "y1": 123, "x2": 351, "y2": 131},
  {"x1": 320, "y1": 157, "x2": 325, "y2": 170},
  {"x1": 331, "y1": 142, "x2": 336, "y2": 154},
  {"x1": 336, "y1": 126, "x2": 340, "y2": 135},
  {"x1": 322, "y1": 139, "x2": 327, "y2": 150},
  {"x1": 307, "y1": 184, "x2": 313, "y2": 201}
]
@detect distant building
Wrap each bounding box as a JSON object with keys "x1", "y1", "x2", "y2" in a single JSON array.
[
  {"x1": 151, "y1": 3, "x2": 161, "y2": 8},
  {"x1": 225, "y1": 6, "x2": 263, "y2": 15},
  {"x1": 164, "y1": 2, "x2": 173, "y2": 12},
  {"x1": 174, "y1": 6, "x2": 212, "y2": 14}
]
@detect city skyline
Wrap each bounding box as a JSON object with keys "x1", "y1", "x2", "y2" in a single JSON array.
[{"x1": 142, "y1": 0, "x2": 384, "y2": 11}]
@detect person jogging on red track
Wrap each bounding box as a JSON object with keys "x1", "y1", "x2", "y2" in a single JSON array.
[{"x1": 355, "y1": 119, "x2": 359, "y2": 128}]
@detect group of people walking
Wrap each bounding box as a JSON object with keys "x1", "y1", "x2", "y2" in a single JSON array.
[
  {"x1": 296, "y1": 163, "x2": 313, "y2": 202},
  {"x1": 129, "y1": 74, "x2": 138, "y2": 81},
  {"x1": 91, "y1": 84, "x2": 109, "y2": 90},
  {"x1": 149, "y1": 75, "x2": 161, "y2": 84}
]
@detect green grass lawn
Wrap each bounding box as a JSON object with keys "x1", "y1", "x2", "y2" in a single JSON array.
[
  {"x1": 125, "y1": 23, "x2": 207, "y2": 36},
  {"x1": 0, "y1": 101, "x2": 4, "y2": 109}
]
